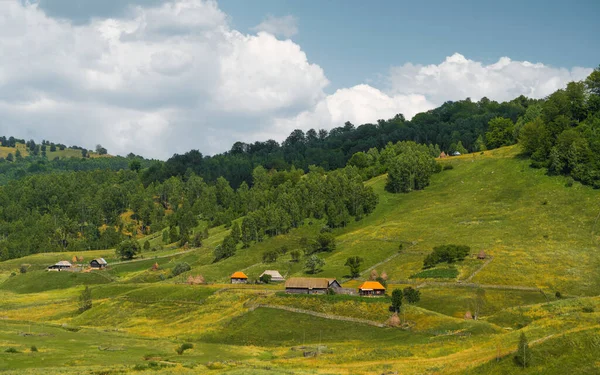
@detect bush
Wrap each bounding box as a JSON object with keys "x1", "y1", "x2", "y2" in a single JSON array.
[
  {"x1": 19, "y1": 265, "x2": 27, "y2": 274},
  {"x1": 260, "y1": 274, "x2": 272, "y2": 284},
  {"x1": 115, "y1": 239, "x2": 141, "y2": 260},
  {"x1": 442, "y1": 164, "x2": 454, "y2": 170},
  {"x1": 30, "y1": 345, "x2": 38, "y2": 352},
  {"x1": 290, "y1": 250, "x2": 301, "y2": 262},
  {"x1": 423, "y1": 244, "x2": 470, "y2": 269},
  {"x1": 565, "y1": 177, "x2": 574, "y2": 187},
  {"x1": 143, "y1": 240, "x2": 150, "y2": 251},
  {"x1": 5, "y1": 347, "x2": 19, "y2": 353},
  {"x1": 582, "y1": 306, "x2": 595, "y2": 313},
  {"x1": 171, "y1": 262, "x2": 191, "y2": 277},
  {"x1": 555, "y1": 291, "x2": 562, "y2": 299},
  {"x1": 176, "y1": 343, "x2": 193, "y2": 355}
]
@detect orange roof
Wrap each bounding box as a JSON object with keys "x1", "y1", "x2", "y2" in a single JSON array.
[
  {"x1": 358, "y1": 281, "x2": 386, "y2": 290},
  {"x1": 230, "y1": 271, "x2": 248, "y2": 279}
]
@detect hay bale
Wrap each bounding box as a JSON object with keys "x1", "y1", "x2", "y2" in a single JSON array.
[
  {"x1": 370, "y1": 269, "x2": 379, "y2": 281},
  {"x1": 464, "y1": 311, "x2": 473, "y2": 320},
  {"x1": 387, "y1": 313, "x2": 401, "y2": 327}
]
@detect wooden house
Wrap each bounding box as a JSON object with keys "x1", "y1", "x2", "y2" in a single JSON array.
[
  {"x1": 358, "y1": 281, "x2": 386, "y2": 296},
  {"x1": 90, "y1": 258, "x2": 107, "y2": 269},
  {"x1": 230, "y1": 271, "x2": 248, "y2": 284},
  {"x1": 284, "y1": 277, "x2": 341, "y2": 294},
  {"x1": 259, "y1": 270, "x2": 285, "y2": 282},
  {"x1": 47, "y1": 260, "x2": 72, "y2": 271}
]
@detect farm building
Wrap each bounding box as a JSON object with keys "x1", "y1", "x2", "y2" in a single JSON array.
[
  {"x1": 47, "y1": 260, "x2": 72, "y2": 271},
  {"x1": 230, "y1": 271, "x2": 248, "y2": 284},
  {"x1": 285, "y1": 277, "x2": 341, "y2": 294},
  {"x1": 90, "y1": 258, "x2": 107, "y2": 269},
  {"x1": 452, "y1": 151, "x2": 461, "y2": 156},
  {"x1": 358, "y1": 281, "x2": 386, "y2": 296},
  {"x1": 259, "y1": 270, "x2": 285, "y2": 282}
]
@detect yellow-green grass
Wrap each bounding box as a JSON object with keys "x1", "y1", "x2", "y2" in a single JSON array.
[{"x1": 0, "y1": 271, "x2": 112, "y2": 294}]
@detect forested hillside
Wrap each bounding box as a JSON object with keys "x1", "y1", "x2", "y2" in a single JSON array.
[{"x1": 0, "y1": 66, "x2": 598, "y2": 261}]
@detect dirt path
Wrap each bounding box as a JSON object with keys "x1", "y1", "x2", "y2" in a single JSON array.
[{"x1": 464, "y1": 256, "x2": 493, "y2": 282}]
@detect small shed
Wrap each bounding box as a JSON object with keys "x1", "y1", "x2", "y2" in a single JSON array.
[
  {"x1": 48, "y1": 260, "x2": 72, "y2": 271},
  {"x1": 90, "y1": 258, "x2": 107, "y2": 269},
  {"x1": 285, "y1": 277, "x2": 341, "y2": 294},
  {"x1": 259, "y1": 270, "x2": 285, "y2": 282},
  {"x1": 452, "y1": 151, "x2": 461, "y2": 156},
  {"x1": 477, "y1": 251, "x2": 486, "y2": 260},
  {"x1": 230, "y1": 271, "x2": 248, "y2": 284},
  {"x1": 358, "y1": 281, "x2": 386, "y2": 296}
]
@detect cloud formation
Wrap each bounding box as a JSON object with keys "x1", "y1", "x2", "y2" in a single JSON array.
[
  {"x1": 0, "y1": 1, "x2": 593, "y2": 159},
  {"x1": 251, "y1": 15, "x2": 298, "y2": 38}
]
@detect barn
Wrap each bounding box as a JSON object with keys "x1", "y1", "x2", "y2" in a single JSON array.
[
  {"x1": 47, "y1": 260, "x2": 72, "y2": 271},
  {"x1": 90, "y1": 258, "x2": 108, "y2": 269},
  {"x1": 285, "y1": 277, "x2": 341, "y2": 294}
]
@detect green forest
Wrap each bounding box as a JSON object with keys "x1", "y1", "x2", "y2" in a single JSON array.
[{"x1": 0, "y1": 66, "x2": 598, "y2": 262}]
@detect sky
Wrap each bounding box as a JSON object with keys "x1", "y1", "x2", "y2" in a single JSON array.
[{"x1": 1, "y1": 0, "x2": 598, "y2": 159}]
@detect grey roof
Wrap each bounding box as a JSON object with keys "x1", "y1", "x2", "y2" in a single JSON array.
[
  {"x1": 93, "y1": 258, "x2": 107, "y2": 265},
  {"x1": 55, "y1": 260, "x2": 72, "y2": 266},
  {"x1": 285, "y1": 277, "x2": 337, "y2": 289},
  {"x1": 260, "y1": 270, "x2": 284, "y2": 280}
]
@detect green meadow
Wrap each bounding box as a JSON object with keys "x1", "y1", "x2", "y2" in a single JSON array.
[{"x1": 1, "y1": 146, "x2": 600, "y2": 374}]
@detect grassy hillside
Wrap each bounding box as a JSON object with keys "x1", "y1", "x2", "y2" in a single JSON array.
[{"x1": 1, "y1": 145, "x2": 599, "y2": 374}]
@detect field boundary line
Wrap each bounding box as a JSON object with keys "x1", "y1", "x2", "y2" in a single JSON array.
[
  {"x1": 464, "y1": 256, "x2": 494, "y2": 282},
  {"x1": 250, "y1": 304, "x2": 386, "y2": 327}
]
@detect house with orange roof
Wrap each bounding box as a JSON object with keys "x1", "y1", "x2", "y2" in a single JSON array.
[
  {"x1": 358, "y1": 281, "x2": 386, "y2": 296},
  {"x1": 230, "y1": 271, "x2": 248, "y2": 284}
]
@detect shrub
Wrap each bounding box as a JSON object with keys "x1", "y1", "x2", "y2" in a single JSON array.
[
  {"x1": 30, "y1": 345, "x2": 38, "y2": 352},
  {"x1": 423, "y1": 244, "x2": 470, "y2": 269},
  {"x1": 290, "y1": 250, "x2": 300, "y2": 262},
  {"x1": 442, "y1": 164, "x2": 454, "y2": 170},
  {"x1": 19, "y1": 265, "x2": 27, "y2": 274},
  {"x1": 260, "y1": 274, "x2": 272, "y2": 284},
  {"x1": 143, "y1": 240, "x2": 150, "y2": 251},
  {"x1": 541, "y1": 199, "x2": 548, "y2": 205},
  {"x1": 403, "y1": 287, "x2": 421, "y2": 304},
  {"x1": 565, "y1": 177, "x2": 574, "y2": 187},
  {"x1": 176, "y1": 343, "x2": 193, "y2": 355},
  {"x1": 582, "y1": 306, "x2": 595, "y2": 313},
  {"x1": 555, "y1": 291, "x2": 562, "y2": 299},
  {"x1": 5, "y1": 347, "x2": 19, "y2": 353},
  {"x1": 171, "y1": 262, "x2": 191, "y2": 277},
  {"x1": 115, "y1": 239, "x2": 141, "y2": 260}
]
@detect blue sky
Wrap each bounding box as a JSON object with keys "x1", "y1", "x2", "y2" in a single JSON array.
[
  {"x1": 218, "y1": 0, "x2": 599, "y2": 91},
  {"x1": 2, "y1": 0, "x2": 598, "y2": 158}
]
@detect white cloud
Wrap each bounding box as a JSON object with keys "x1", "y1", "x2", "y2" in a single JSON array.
[
  {"x1": 251, "y1": 15, "x2": 298, "y2": 38},
  {"x1": 389, "y1": 53, "x2": 592, "y2": 103},
  {"x1": 0, "y1": 2, "x2": 593, "y2": 160}
]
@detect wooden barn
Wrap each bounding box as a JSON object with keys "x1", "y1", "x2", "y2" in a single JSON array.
[
  {"x1": 230, "y1": 271, "x2": 248, "y2": 284},
  {"x1": 90, "y1": 258, "x2": 107, "y2": 269},
  {"x1": 259, "y1": 270, "x2": 285, "y2": 282},
  {"x1": 358, "y1": 281, "x2": 386, "y2": 296},
  {"x1": 285, "y1": 277, "x2": 341, "y2": 294},
  {"x1": 47, "y1": 260, "x2": 72, "y2": 271}
]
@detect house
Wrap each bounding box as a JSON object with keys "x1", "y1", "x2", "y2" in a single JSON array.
[
  {"x1": 477, "y1": 251, "x2": 487, "y2": 260},
  {"x1": 230, "y1": 271, "x2": 248, "y2": 284},
  {"x1": 90, "y1": 258, "x2": 107, "y2": 269},
  {"x1": 47, "y1": 260, "x2": 72, "y2": 271},
  {"x1": 358, "y1": 281, "x2": 386, "y2": 296},
  {"x1": 284, "y1": 277, "x2": 341, "y2": 294},
  {"x1": 259, "y1": 270, "x2": 285, "y2": 282}
]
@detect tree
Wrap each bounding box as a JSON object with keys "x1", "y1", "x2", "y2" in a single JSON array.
[
  {"x1": 262, "y1": 250, "x2": 279, "y2": 263},
  {"x1": 96, "y1": 144, "x2": 108, "y2": 155},
  {"x1": 79, "y1": 286, "x2": 92, "y2": 312},
  {"x1": 260, "y1": 274, "x2": 272, "y2": 284},
  {"x1": 143, "y1": 240, "x2": 150, "y2": 251},
  {"x1": 162, "y1": 229, "x2": 170, "y2": 244},
  {"x1": 455, "y1": 141, "x2": 468, "y2": 154},
  {"x1": 50, "y1": 143, "x2": 56, "y2": 152},
  {"x1": 390, "y1": 288, "x2": 403, "y2": 313},
  {"x1": 6, "y1": 153, "x2": 13, "y2": 162},
  {"x1": 403, "y1": 287, "x2": 421, "y2": 304},
  {"x1": 15, "y1": 149, "x2": 22, "y2": 160},
  {"x1": 290, "y1": 250, "x2": 301, "y2": 262},
  {"x1": 514, "y1": 332, "x2": 530, "y2": 368},
  {"x1": 305, "y1": 254, "x2": 325, "y2": 274},
  {"x1": 307, "y1": 233, "x2": 336, "y2": 254},
  {"x1": 169, "y1": 226, "x2": 179, "y2": 243},
  {"x1": 230, "y1": 221, "x2": 241, "y2": 244},
  {"x1": 386, "y1": 146, "x2": 437, "y2": 193},
  {"x1": 172, "y1": 262, "x2": 191, "y2": 277},
  {"x1": 485, "y1": 117, "x2": 515, "y2": 149},
  {"x1": 81, "y1": 149, "x2": 88, "y2": 158},
  {"x1": 214, "y1": 235, "x2": 237, "y2": 262},
  {"x1": 345, "y1": 256, "x2": 363, "y2": 278},
  {"x1": 129, "y1": 159, "x2": 141, "y2": 172},
  {"x1": 115, "y1": 239, "x2": 141, "y2": 260}
]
